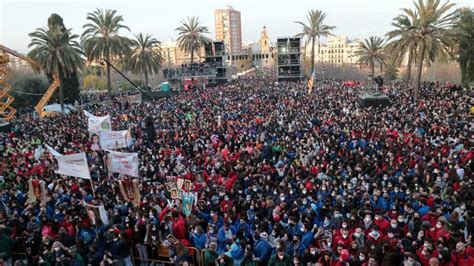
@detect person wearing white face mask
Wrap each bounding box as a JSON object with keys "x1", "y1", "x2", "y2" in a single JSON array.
[
  {"x1": 301, "y1": 246, "x2": 319, "y2": 264},
  {"x1": 367, "y1": 225, "x2": 382, "y2": 243},
  {"x1": 268, "y1": 247, "x2": 291, "y2": 265}
]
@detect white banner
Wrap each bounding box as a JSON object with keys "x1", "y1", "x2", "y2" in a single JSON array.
[
  {"x1": 99, "y1": 130, "x2": 127, "y2": 150},
  {"x1": 45, "y1": 144, "x2": 62, "y2": 157},
  {"x1": 55, "y1": 152, "x2": 91, "y2": 179},
  {"x1": 84, "y1": 110, "x2": 111, "y2": 133},
  {"x1": 106, "y1": 150, "x2": 139, "y2": 177}
]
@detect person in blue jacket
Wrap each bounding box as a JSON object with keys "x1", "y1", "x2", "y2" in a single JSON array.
[
  {"x1": 191, "y1": 225, "x2": 207, "y2": 250},
  {"x1": 217, "y1": 222, "x2": 235, "y2": 253},
  {"x1": 299, "y1": 224, "x2": 314, "y2": 257},
  {"x1": 253, "y1": 232, "x2": 272, "y2": 264}
]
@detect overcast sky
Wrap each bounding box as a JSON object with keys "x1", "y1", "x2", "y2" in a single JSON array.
[{"x1": 1, "y1": 0, "x2": 472, "y2": 53}]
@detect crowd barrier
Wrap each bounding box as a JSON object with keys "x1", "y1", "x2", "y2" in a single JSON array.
[
  {"x1": 130, "y1": 244, "x2": 202, "y2": 266},
  {"x1": 10, "y1": 237, "x2": 205, "y2": 266}
]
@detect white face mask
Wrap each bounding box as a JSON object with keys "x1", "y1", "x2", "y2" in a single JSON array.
[
  {"x1": 359, "y1": 256, "x2": 365, "y2": 261},
  {"x1": 310, "y1": 250, "x2": 316, "y2": 255},
  {"x1": 342, "y1": 234, "x2": 349, "y2": 239},
  {"x1": 391, "y1": 223, "x2": 397, "y2": 228}
]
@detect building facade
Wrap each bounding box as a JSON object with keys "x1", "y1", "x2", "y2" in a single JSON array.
[
  {"x1": 0, "y1": 50, "x2": 32, "y2": 69},
  {"x1": 306, "y1": 35, "x2": 362, "y2": 65},
  {"x1": 160, "y1": 40, "x2": 204, "y2": 67},
  {"x1": 214, "y1": 6, "x2": 242, "y2": 55}
]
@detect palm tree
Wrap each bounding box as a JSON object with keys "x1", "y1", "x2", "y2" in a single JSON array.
[
  {"x1": 409, "y1": 0, "x2": 458, "y2": 101},
  {"x1": 82, "y1": 8, "x2": 131, "y2": 100},
  {"x1": 28, "y1": 26, "x2": 84, "y2": 111},
  {"x1": 386, "y1": 11, "x2": 419, "y2": 85},
  {"x1": 456, "y1": 8, "x2": 474, "y2": 86},
  {"x1": 175, "y1": 17, "x2": 209, "y2": 63},
  {"x1": 128, "y1": 33, "x2": 163, "y2": 87},
  {"x1": 356, "y1": 36, "x2": 386, "y2": 81},
  {"x1": 295, "y1": 9, "x2": 335, "y2": 74}
]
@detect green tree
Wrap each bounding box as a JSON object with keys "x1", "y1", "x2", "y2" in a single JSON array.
[
  {"x1": 295, "y1": 9, "x2": 335, "y2": 74},
  {"x1": 456, "y1": 8, "x2": 474, "y2": 86},
  {"x1": 128, "y1": 33, "x2": 163, "y2": 86},
  {"x1": 408, "y1": 0, "x2": 459, "y2": 100},
  {"x1": 384, "y1": 59, "x2": 400, "y2": 81},
  {"x1": 386, "y1": 11, "x2": 419, "y2": 85},
  {"x1": 10, "y1": 72, "x2": 49, "y2": 109},
  {"x1": 82, "y1": 8, "x2": 132, "y2": 100},
  {"x1": 175, "y1": 17, "x2": 209, "y2": 63},
  {"x1": 46, "y1": 14, "x2": 82, "y2": 105},
  {"x1": 28, "y1": 21, "x2": 84, "y2": 111},
  {"x1": 356, "y1": 36, "x2": 386, "y2": 81},
  {"x1": 82, "y1": 74, "x2": 107, "y2": 91}
]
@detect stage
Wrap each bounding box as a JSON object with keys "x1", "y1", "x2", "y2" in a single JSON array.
[{"x1": 358, "y1": 93, "x2": 391, "y2": 107}]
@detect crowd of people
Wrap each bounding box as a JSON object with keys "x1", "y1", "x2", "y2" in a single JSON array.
[
  {"x1": 163, "y1": 62, "x2": 222, "y2": 80},
  {"x1": 0, "y1": 70, "x2": 473, "y2": 266}
]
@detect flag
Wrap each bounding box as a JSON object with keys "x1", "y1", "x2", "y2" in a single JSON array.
[
  {"x1": 307, "y1": 69, "x2": 316, "y2": 94},
  {"x1": 182, "y1": 192, "x2": 195, "y2": 217}
]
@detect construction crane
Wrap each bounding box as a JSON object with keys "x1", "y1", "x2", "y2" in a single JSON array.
[{"x1": 0, "y1": 44, "x2": 60, "y2": 120}]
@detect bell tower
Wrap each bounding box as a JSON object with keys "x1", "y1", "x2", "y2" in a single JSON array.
[{"x1": 260, "y1": 26, "x2": 270, "y2": 54}]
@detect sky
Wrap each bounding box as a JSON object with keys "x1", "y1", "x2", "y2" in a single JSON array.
[{"x1": 1, "y1": 0, "x2": 473, "y2": 54}]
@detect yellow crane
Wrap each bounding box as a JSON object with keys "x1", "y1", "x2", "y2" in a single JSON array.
[{"x1": 0, "y1": 44, "x2": 60, "y2": 120}]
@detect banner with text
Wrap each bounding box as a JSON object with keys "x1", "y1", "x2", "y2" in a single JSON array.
[
  {"x1": 106, "y1": 150, "x2": 139, "y2": 177},
  {"x1": 99, "y1": 130, "x2": 127, "y2": 150},
  {"x1": 55, "y1": 152, "x2": 91, "y2": 179}
]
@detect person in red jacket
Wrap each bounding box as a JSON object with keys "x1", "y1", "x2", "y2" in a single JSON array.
[
  {"x1": 332, "y1": 228, "x2": 352, "y2": 249},
  {"x1": 450, "y1": 242, "x2": 474, "y2": 266},
  {"x1": 427, "y1": 219, "x2": 450, "y2": 242},
  {"x1": 171, "y1": 211, "x2": 187, "y2": 240},
  {"x1": 373, "y1": 213, "x2": 390, "y2": 234},
  {"x1": 366, "y1": 225, "x2": 384, "y2": 245}
]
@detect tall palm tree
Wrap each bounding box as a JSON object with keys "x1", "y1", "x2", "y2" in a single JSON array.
[
  {"x1": 82, "y1": 8, "x2": 131, "y2": 100},
  {"x1": 356, "y1": 36, "x2": 386, "y2": 81},
  {"x1": 386, "y1": 11, "x2": 419, "y2": 85},
  {"x1": 408, "y1": 0, "x2": 458, "y2": 101},
  {"x1": 175, "y1": 17, "x2": 209, "y2": 63},
  {"x1": 28, "y1": 26, "x2": 84, "y2": 111},
  {"x1": 295, "y1": 9, "x2": 335, "y2": 74},
  {"x1": 128, "y1": 33, "x2": 163, "y2": 86}
]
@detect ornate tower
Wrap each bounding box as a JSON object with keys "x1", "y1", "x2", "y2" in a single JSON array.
[{"x1": 260, "y1": 26, "x2": 270, "y2": 54}]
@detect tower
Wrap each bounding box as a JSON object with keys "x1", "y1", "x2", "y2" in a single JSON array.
[{"x1": 260, "y1": 26, "x2": 270, "y2": 54}]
